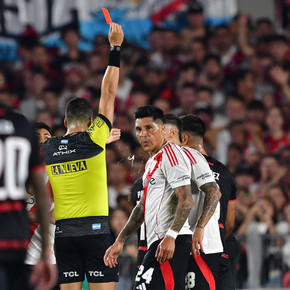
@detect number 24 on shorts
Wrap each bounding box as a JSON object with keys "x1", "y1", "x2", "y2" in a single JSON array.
[{"x1": 135, "y1": 266, "x2": 154, "y2": 284}]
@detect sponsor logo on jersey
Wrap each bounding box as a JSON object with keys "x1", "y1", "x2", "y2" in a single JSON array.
[
  {"x1": 92, "y1": 223, "x2": 101, "y2": 230},
  {"x1": 63, "y1": 271, "x2": 79, "y2": 277},
  {"x1": 88, "y1": 271, "x2": 104, "y2": 277},
  {"x1": 87, "y1": 116, "x2": 105, "y2": 136},
  {"x1": 196, "y1": 172, "x2": 212, "y2": 180},
  {"x1": 149, "y1": 178, "x2": 156, "y2": 185},
  {"x1": 51, "y1": 160, "x2": 87, "y2": 175},
  {"x1": 58, "y1": 145, "x2": 67, "y2": 150},
  {"x1": 177, "y1": 175, "x2": 190, "y2": 182},
  {"x1": 53, "y1": 149, "x2": 76, "y2": 156},
  {"x1": 55, "y1": 226, "x2": 62, "y2": 234},
  {"x1": 61, "y1": 139, "x2": 68, "y2": 144}
]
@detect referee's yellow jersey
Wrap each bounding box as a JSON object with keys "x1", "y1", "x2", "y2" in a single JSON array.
[{"x1": 42, "y1": 114, "x2": 111, "y2": 221}]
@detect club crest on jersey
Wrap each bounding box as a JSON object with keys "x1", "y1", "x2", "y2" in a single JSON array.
[
  {"x1": 61, "y1": 139, "x2": 68, "y2": 144},
  {"x1": 51, "y1": 160, "x2": 87, "y2": 175}
]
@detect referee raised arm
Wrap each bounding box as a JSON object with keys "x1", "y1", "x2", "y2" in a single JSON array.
[{"x1": 42, "y1": 23, "x2": 124, "y2": 290}]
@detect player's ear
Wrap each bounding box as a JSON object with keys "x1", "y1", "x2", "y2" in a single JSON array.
[
  {"x1": 64, "y1": 119, "x2": 68, "y2": 128},
  {"x1": 171, "y1": 128, "x2": 177, "y2": 139},
  {"x1": 87, "y1": 116, "x2": 93, "y2": 127},
  {"x1": 182, "y1": 133, "x2": 188, "y2": 145}
]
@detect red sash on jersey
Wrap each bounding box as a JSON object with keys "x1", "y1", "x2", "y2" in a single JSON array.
[
  {"x1": 143, "y1": 152, "x2": 163, "y2": 214},
  {"x1": 160, "y1": 260, "x2": 175, "y2": 290},
  {"x1": 194, "y1": 255, "x2": 216, "y2": 290}
]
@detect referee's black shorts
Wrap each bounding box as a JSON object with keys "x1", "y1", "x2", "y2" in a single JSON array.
[
  {"x1": 55, "y1": 234, "x2": 119, "y2": 284},
  {"x1": 54, "y1": 216, "x2": 119, "y2": 284},
  {"x1": 134, "y1": 235, "x2": 192, "y2": 290}
]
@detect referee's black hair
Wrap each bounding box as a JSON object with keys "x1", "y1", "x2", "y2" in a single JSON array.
[
  {"x1": 164, "y1": 114, "x2": 183, "y2": 143},
  {"x1": 35, "y1": 122, "x2": 51, "y2": 135},
  {"x1": 134, "y1": 105, "x2": 164, "y2": 124},
  {"x1": 180, "y1": 114, "x2": 206, "y2": 138},
  {"x1": 65, "y1": 98, "x2": 93, "y2": 124}
]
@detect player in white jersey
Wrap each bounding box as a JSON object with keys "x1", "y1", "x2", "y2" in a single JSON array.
[
  {"x1": 181, "y1": 114, "x2": 237, "y2": 290},
  {"x1": 164, "y1": 114, "x2": 233, "y2": 290},
  {"x1": 104, "y1": 106, "x2": 194, "y2": 290},
  {"x1": 164, "y1": 114, "x2": 222, "y2": 253}
]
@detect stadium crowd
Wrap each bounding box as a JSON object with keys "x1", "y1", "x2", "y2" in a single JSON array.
[{"x1": 0, "y1": 2, "x2": 290, "y2": 289}]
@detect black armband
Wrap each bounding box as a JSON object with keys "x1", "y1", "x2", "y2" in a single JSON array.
[{"x1": 108, "y1": 45, "x2": 121, "y2": 67}]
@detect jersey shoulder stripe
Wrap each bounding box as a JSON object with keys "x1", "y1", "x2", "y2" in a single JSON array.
[
  {"x1": 171, "y1": 143, "x2": 190, "y2": 170},
  {"x1": 163, "y1": 145, "x2": 175, "y2": 167},
  {"x1": 162, "y1": 143, "x2": 178, "y2": 167},
  {"x1": 182, "y1": 147, "x2": 197, "y2": 165},
  {"x1": 167, "y1": 143, "x2": 179, "y2": 165}
]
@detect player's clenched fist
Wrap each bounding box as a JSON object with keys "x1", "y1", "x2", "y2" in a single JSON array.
[{"x1": 109, "y1": 23, "x2": 124, "y2": 46}]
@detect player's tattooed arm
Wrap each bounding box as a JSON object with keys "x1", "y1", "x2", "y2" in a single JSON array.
[
  {"x1": 197, "y1": 182, "x2": 221, "y2": 228},
  {"x1": 117, "y1": 195, "x2": 145, "y2": 244},
  {"x1": 170, "y1": 184, "x2": 194, "y2": 232}
]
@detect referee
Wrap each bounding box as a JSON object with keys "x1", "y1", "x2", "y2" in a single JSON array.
[{"x1": 42, "y1": 23, "x2": 124, "y2": 289}]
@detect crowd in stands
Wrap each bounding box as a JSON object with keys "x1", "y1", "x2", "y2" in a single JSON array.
[{"x1": 0, "y1": 2, "x2": 289, "y2": 289}]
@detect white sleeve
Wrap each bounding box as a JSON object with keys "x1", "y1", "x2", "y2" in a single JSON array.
[
  {"x1": 186, "y1": 149, "x2": 215, "y2": 188},
  {"x1": 161, "y1": 144, "x2": 191, "y2": 189},
  {"x1": 183, "y1": 147, "x2": 215, "y2": 188}
]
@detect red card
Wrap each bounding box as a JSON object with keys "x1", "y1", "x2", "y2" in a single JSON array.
[{"x1": 102, "y1": 8, "x2": 112, "y2": 25}]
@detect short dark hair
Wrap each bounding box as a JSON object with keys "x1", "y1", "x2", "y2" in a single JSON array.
[
  {"x1": 180, "y1": 62, "x2": 200, "y2": 73},
  {"x1": 35, "y1": 122, "x2": 51, "y2": 134},
  {"x1": 228, "y1": 142, "x2": 243, "y2": 154},
  {"x1": 203, "y1": 54, "x2": 221, "y2": 66},
  {"x1": 65, "y1": 98, "x2": 93, "y2": 123},
  {"x1": 215, "y1": 24, "x2": 230, "y2": 34},
  {"x1": 247, "y1": 100, "x2": 265, "y2": 111},
  {"x1": 235, "y1": 69, "x2": 254, "y2": 84},
  {"x1": 192, "y1": 37, "x2": 208, "y2": 49},
  {"x1": 269, "y1": 34, "x2": 288, "y2": 44},
  {"x1": 181, "y1": 82, "x2": 196, "y2": 91},
  {"x1": 134, "y1": 105, "x2": 164, "y2": 123},
  {"x1": 180, "y1": 114, "x2": 206, "y2": 137},
  {"x1": 256, "y1": 18, "x2": 273, "y2": 29},
  {"x1": 197, "y1": 86, "x2": 213, "y2": 95},
  {"x1": 164, "y1": 114, "x2": 183, "y2": 143},
  {"x1": 226, "y1": 93, "x2": 244, "y2": 104}
]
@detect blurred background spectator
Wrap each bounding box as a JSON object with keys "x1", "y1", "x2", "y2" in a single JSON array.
[{"x1": 0, "y1": 0, "x2": 289, "y2": 288}]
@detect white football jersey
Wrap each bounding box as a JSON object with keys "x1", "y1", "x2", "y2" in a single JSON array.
[
  {"x1": 142, "y1": 142, "x2": 192, "y2": 248},
  {"x1": 25, "y1": 172, "x2": 56, "y2": 265},
  {"x1": 182, "y1": 146, "x2": 223, "y2": 254}
]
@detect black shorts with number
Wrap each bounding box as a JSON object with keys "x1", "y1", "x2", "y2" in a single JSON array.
[
  {"x1": 55, "y1": 216, "x2": 119, "y2": 284},
  {"x1": 186, "y1": 252, "x2": 234, "y2": 290},
  {"x1": 134, "y1": 235, "x2": 192, "y2": 290}
]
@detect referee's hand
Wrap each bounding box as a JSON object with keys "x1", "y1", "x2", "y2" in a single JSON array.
[{"x1": 108, "y1": 23, "x2": 124, "y2": 46}]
